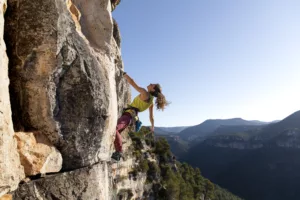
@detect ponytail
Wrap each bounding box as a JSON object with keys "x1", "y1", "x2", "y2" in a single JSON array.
[
  {"x1": 155, "y1": 92, "x2": 169, "y2": 111},
  {"x1": 150, "y1": 84, "x2": 170, "y2": 111}
]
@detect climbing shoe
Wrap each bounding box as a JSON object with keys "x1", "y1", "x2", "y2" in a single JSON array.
[{"x1": 111, "y1": 151, "x2": 123, "y2": 162}]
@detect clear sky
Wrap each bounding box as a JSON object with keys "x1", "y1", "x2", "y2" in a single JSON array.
[{"x1": 112, "y1": 0, "x2": 300, "y2": 127}]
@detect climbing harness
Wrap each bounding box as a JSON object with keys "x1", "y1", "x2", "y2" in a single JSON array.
[{"x1": 123, "y1": 106, "x2": 142, "y2": 132}]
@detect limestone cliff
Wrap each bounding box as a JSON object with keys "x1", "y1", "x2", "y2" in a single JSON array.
[
  {"x1": 4, "y1": 0, "x2": 129, "y2": 170},
  {"x1": 1, "y1": 0, "x2": 141, "y2": 199}
]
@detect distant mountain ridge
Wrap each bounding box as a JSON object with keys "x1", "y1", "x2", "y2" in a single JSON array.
[
  {"x1": 180, "y1": 110, "x2": 300, "y2": 200},
  {"x1": 211, "y1": 124, "x2": 265, "y2": 137},
  {"x1": 255, "y1": 110, "x2": 300, "y2": 139},
  {"x1": 155, "y1": 126, "x2": 189, "y2": 135},
  {"x1": 178, "y1": 111, "x2": 300, "y2": 150},
  {"x1": 179, "y1": 118, "x2": 269, "y2": 140}
]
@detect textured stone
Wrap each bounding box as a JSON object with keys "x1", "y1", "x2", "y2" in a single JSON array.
[
  {"x1": 0, "y1": 0, "x2": 25, "y2": 196},
  {"x1": 4, "y1": 0, "x2": 130, "y2": 170},
  {"x1": 111, "y1": 129, "x2": 149, "y2": 199},
  {"x1": 12, "y1": 162, "x2": 111, "y2": 200},
  {"x1": 14, "y1": 132, "x2": 62, "y2": 176},
  {"x1": 0, "y1": 194, "x2": 12, "y2": 200},
  {"x1": 12, "y1": 130, "x2": 150, "y2": 200}
]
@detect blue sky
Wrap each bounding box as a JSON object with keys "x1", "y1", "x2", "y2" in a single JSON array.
[{"x1": 113, "y1": 0, "x2": 300, "y2": 127}]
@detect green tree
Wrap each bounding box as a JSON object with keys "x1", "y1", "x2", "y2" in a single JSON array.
[
  {"x1": 155, "y1": 138, "x2": 171, "y2": 155},
  {"x1": 204, "y1": 179, "x2": 215, "y2": 200}
]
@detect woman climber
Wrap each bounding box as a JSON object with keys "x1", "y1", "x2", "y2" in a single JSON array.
[{"x1": 111, "y1": 71, "x2": 169, "y2": 161}]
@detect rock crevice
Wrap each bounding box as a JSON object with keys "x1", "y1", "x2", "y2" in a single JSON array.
[{"x1": 0, "y1": 0, "x2": 25, "y2": 196}]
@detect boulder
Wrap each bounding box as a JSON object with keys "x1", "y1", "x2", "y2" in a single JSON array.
[{"x1": 14, "y1": 132, "x2": 62, "y2": 176}]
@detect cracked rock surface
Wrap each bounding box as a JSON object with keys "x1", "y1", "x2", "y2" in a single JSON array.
[{"x1": 12, "y1": 162, "x2": 111, "y2": 200}]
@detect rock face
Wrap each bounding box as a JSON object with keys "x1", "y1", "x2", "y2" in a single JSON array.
[
  {"x1": 14, "y1": 132, "x2": 62, "y2": 176},
  {"x1": 12, "y1": 128, "x2": 151, "y2": 200},
  {"x1": 0, "y1": 0, "x2": 24, "y2": 196},
  {"x1": 2, "y1": 0, "x2": 150, "y2": 198},
  {"x1": 13, "y1": 162, "x2": 111, "y2": 200},
  {"x1": 204, "y1": 135, "x2": 256, "y2": 149},
  {"x1": 111, "y1": 130, "x2": 149, "y2": 199},
  {"x1": 273, "y1": 129, "x2": 300, "y2": 148},
  {"x1": 5, "y1": 0, "x2": 129, "y2": 170}
]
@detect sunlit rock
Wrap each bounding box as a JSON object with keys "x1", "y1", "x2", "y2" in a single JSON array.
[
  {"x1": 14, "y1": 132, "x2": 62, "y2": 176},
  {"x1": 0, "y1": 194, "x2": 12, "y2": 200}
]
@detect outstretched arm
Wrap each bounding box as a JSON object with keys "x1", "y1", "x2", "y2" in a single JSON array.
[
  {"x1": 149, "y1": 104, "x2": 154, "y2": 133},
  {"x1": 123, "y1": 73, "x2": 148, "y2": 99}
]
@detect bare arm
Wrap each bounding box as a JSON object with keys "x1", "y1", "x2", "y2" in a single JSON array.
[
  {"x1": 149, "y1": 104, "x2": 154, "y2": 132},
  {"x1": 123, "y1": 74, "x2": 148, "y2": 99}
]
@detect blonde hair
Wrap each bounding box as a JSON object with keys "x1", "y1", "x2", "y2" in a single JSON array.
[
  {"x1": 155, "y1": 92, "x2": 170, "y2": 111},
  {"x1": 149, "y1": 84, "x2": 170, "y2": 111}
]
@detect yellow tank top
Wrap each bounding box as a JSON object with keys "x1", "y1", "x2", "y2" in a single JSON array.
[{"x1": 129, "y1": 94, "x2": 154, "y2": 112}]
